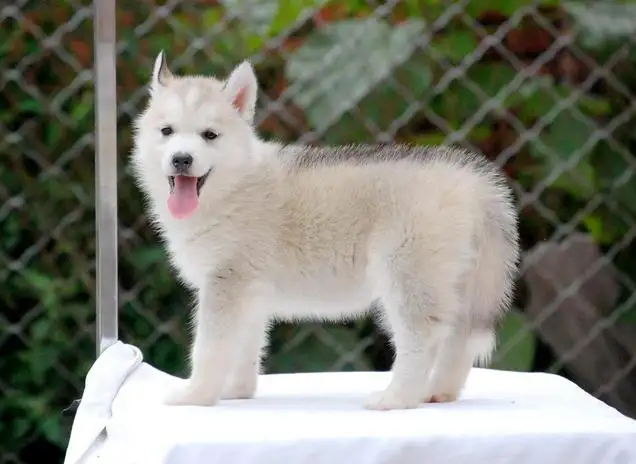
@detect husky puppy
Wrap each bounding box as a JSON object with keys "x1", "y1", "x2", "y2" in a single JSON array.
[{"x1": 130, "y1": 51, "x2": 519, "y2": 410}]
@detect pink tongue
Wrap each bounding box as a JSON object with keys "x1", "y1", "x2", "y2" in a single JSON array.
[{"x1": 168, "y1": 176, "x2": 199, "y2": 219}]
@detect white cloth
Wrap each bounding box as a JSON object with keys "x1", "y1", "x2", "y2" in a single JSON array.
[{"x1": 65, "y1": 341, "x2": 636, "y2": 464}]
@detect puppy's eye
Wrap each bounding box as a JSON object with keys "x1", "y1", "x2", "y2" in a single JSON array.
[
  {"x1": 160, "y1": 126, "x2": 174, "y2": 136},
  {"x1": 201, "y1": 130, "x2": 218, "y2": 141}
]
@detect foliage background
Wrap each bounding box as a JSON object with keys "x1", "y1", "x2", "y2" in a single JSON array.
[{"x1": 2, "y1": 0, "x2": 636, "y2": 462}]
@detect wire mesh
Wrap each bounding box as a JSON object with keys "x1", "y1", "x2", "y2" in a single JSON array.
[{"x1": 2, "y1": 1, "x2": 636, "y2": 462}]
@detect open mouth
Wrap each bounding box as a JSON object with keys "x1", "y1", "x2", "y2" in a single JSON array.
[
  {"x1": 166, "y1": 168, "x2": 213, "y2": 219},
  {"x1": 168, "y1": 168, "x2": 212, "y2": 196}
]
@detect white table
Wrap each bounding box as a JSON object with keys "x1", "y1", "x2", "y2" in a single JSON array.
[{"x1": 64, "y1": 342, "x2": 636, "y2": 464}]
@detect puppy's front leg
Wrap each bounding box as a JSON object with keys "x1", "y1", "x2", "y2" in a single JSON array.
[
  {"x1": 166, "y1": 269, "x2": 248, "y2": 407},
  {"x1": 222, "y1": 316, "x2": 268, "y2": 400}
]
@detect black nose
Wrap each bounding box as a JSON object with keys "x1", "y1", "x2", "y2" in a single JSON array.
[{"x1": 171, "y1": 153, "x2": 193, "y2": 172}]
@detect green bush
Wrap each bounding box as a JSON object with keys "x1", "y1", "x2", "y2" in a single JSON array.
[{"x1": 2, "y1": 1, "x2": 636, "y2": 462}]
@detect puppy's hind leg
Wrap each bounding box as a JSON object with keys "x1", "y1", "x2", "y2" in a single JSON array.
[
  {"x1": 365, "y1": 284, "x2": 459, "y2": 411},
  {"x1": 426, "y1": 329, "x2": 482, "y2": 403},
  {"x1": 428, "y1": 330, "x2": 496, "y2": 403}
]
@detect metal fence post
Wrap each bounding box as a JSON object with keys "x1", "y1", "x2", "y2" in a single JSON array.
[{"x1": 93, "y1": 0, "x2": 118, "y2": 356}]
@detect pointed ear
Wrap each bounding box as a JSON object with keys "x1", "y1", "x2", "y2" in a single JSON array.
[
  {"x1": 151, "y1": 50, "x2": 173, "y2": 94},
  {"x1": 223, "y1": 61, "x2": 258, "y2": 123}
]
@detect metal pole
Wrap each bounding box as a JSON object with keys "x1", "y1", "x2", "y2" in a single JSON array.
[{"x1": 93, "y1": 0, "x2": 118, "y2": 356}]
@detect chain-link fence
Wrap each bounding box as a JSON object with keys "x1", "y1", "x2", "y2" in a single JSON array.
[{"x1": 3, "y1": 0, "x2": 636, "y2": 462}]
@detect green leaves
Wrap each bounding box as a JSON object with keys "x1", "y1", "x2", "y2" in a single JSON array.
[
  {"x1": 531, "y1": 110, "x2": 596, "y2": 162},
  {"x1": 430, "y1": 63, "x2": 518, "y2": 128},
  {"x1": 268, "y1": 325, "x2": 372, "y2": 373},
  {"x1": 286, "y1": 18, "x2": 431, "y2": 142},
  {"x1": 430, "y1": 29, "x2": 480, "y2": 63},
  {"x1": 491, "y1": 311, "x2": 536, "y2": 372},
  {"x1": 529, "y1": 109, "x2": 598, "y2": 199},
  {"x1": 214, "y1": 0, "x2": 326, "y2": 56},
  {"x1": 270, "y1": 0, "x2": 325, "y2": 36}
]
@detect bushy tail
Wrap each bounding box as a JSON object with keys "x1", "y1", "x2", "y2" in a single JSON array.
[{"x1": 466, "y1": 172, "x2": 520, "y2": 366}]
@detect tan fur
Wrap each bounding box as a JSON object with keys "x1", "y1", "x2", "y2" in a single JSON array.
[{"x1": 130, "y1": 52, "x2": 520, "y2": 410}]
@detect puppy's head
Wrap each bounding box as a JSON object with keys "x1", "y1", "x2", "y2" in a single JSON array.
[{"x1": 132, "y1": 51, "x2": 260, "y2": 219}]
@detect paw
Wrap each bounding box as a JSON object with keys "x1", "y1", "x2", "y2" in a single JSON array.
[
  {"x1": 164, "y1": 383, "x2": 220, "y2": 407},
  {"x1": 364, "y1": 389, "x2": 422, "y2": 411},
  {"x1": 428, "y1": 392, "x2": 459, "y2": 403}
]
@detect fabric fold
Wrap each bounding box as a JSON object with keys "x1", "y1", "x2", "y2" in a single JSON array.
[{"x1": 64, "y1": 342, "x2": 143, "y2": 464}]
